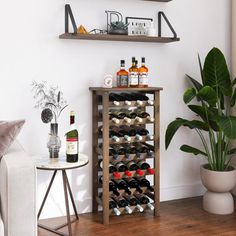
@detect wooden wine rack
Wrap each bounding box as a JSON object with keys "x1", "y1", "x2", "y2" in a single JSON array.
[{"x1": 89, "y1": 87, "x2": 162, "y2": 224}]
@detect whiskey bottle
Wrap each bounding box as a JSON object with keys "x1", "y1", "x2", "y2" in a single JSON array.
[
  {"x1": 117, "y1": 60, "x2": 129, "y2": 88},
  {"x1": 138, "y1": 57, "x2": 149, "y2": 87},
  {"x1": 129, "y1": 57, "x2": 139, "y2": 88},
  {"x1": 66, "y1": 111, "x2": 79, "y2": 162}
]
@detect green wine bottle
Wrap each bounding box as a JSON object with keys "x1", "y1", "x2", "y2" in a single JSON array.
[{"x1": 66, "y1": 111, "x2": 79, "y2": 162}]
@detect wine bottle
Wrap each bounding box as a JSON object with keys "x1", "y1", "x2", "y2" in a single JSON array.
[
  {"x1": 123, "y1": 195, "x2": 144, "y2": 212},
  {"x1": 110, "y1": 110, "x2": 126, "y2": 119},
  {"x1": 123, "y1": 178, "x2": 143, "y2": 193},
  {"x1": 120, "y1": 93, "x2": 143, "y2": 106},
  {"x1": 108, "y1": 112, "x2": 120, "y2": 124},
  {"x1": 120, "y1": 109, "x2": 137, "y2": 119},
  {"x1": 99, "y1": 161, "x2": 121, "y2": 179},
  {"x1": 109, "y1": 148, "x2": 119, "y2": 160},
  {"x1": 116, "y1": 93, "x2": 132, "y2": 105},
  {"x1": 112, "y1": 196, "x2": 132, "y2": 214},
  {"x1": 134, "y1": 194, "x2": 154, "y2": 211},
  {"x1": 110, "y1": 144, "x2": 126, "y2": 155},
  {"x1": 134, "y1": 177, "x2": 154, "y2": 192},
  {"x1": 109, "y1": 198, "x2": 121, "y2": 216},
  {"x1": 109, "y1": 93, "x2": 123, "y2": 106},
  {"x1": 132, "y1": 126, "x2": 153, "y2": 140},
  {"x1": 116, "y1": 129, "x2": 132, "y2": 142},
  {"x1": 98, "y1": 126, "x2": 120, "y2": 142},
  {"x1": 99, "y1": 176, "x2": 120, "y2": 196},
  {"x1": 126, "y1": 161, "x2": 144, "y2": 176},
  {"x1": 120, "y1": 125, "x2": 142, "y2": 140},
  {"x1": 137, "y1": 161, "x2": 155, "y2": 175},
  {"x1": 112, "y1": 179, "x2": 132, "y2": 195},
  {"x1": 135, "y1": 110, "x2": 154, "y2": 122},
  {"x1": 122, "y1": 144, "x2": 136, "y2": 159},
  {"x1": 66, "y1": 111, "x2": 79, "y2": 163},
  {"x1": 132, "y1": 93, "x2": 154, "y2": 105},
  {"x1": 114, "y1": 162, "x2": 132, "y2": 177}
]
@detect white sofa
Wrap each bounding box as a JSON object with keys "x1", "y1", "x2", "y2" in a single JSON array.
[{"x1": 0, "y1": 141, "x2": 37, "y2": 236}]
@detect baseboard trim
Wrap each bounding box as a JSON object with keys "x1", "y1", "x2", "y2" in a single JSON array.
[{"x1": 160, "y1": 183, "x2": 206, "y2": 202}]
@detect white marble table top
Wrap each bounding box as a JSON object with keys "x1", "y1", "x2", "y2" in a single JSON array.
[{"x1": 34, "y1": 154, "x2": 89, "y2": 170}]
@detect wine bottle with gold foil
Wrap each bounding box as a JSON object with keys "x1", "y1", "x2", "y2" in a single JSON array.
[{"x1": 66, "y1": 111, "x2": 79, "y2": 162}]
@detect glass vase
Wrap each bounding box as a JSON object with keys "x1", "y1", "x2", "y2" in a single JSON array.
[{"x1": 47, "y1": 123, "x2": 61, "y2": 159}]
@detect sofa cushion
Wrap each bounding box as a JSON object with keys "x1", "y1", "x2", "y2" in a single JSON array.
[{"x1": 0, "y1": 120, "x2": 25, "y2": 160}]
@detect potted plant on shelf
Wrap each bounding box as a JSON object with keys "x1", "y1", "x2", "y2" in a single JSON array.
[
  {"x1": 32, "y1": 81, "x2": 68, "y2": 159},
  {"x1": 165, "y1": 47, "x2": 236, "y2": 215}
]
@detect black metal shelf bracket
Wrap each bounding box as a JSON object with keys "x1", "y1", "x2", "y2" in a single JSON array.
[
  {"x1": 158, "y1": 12, "x2": 177, "y2": 38},
  {"x1": 65, "y1": 4, "x2": 77, "y2": 34}
]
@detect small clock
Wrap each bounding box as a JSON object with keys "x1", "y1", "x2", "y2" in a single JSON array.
[{"x1": 103, "y1": 75, "x2": 113, "y2": 88}]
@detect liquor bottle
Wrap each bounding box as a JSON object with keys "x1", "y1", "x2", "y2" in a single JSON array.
[
  {"x1": 99, "y1": 176, "x2": 120, "y2": 196},
  {"x1": 112, "y1": 196, "x2": 132, "y2": 214},
  {"x1": 117, "y1": 60, "x2": 129, "y2": 88},
  {"x1": 134, "y1": 177, "x2": 154, "y2": 192},
  {"x1": 112, "y1": 179, "x2": 132, "y2": 195},
  {"x1": 123, "y1": 195, "x2": 144, "y2": 212},
  {"x1": 114, "y1": 162, "x2": 132, "y2": 177},
  {"x1": 136, "y1": 110, "x2": 154, "y2": 122},
  {"x1": 137, "y1": 161, "x2": 155, "y2": 175},
  {"x1": 138, "y1": 57, "x2": 148, "y2": 88},
  {"x1": 99, "y1": 161, "x2": 121, "y2": 179},
  {"x1": 126, "y1": 161, "x2": 144, "y2": 176},
  {"x1": 129, "y1": 57, "x2": 139, "y2": 88},
  {"x1": 66, "y1": 111, "x2": 79, "y2": 162},
  {"x1": 109, "y1": 198, "x2": 121, "y2": 216},
  {"x1": 134, "y1": 194, "x2": 154, "y2": 210},
  {"x1": 109, "y1": 93, "x2": 123, "y2": 106},
  {"x1": 123, "y1": 178, "x2": 143, "y2": 193}
]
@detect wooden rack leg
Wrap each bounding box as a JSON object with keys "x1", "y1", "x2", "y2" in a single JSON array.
[
  {"x1": 102, "y1": 92, "x2": 110, "y2": 225},
  {"x1": 154, "y1": 91, "x2": 160, "y2": 217},
  {"x1": 92, "y1": 91, "x2": 99, "y2": 213}
]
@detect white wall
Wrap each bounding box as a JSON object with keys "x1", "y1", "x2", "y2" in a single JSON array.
[{"x1": 0, "y1": 0, "x2": 231, "y2": 218}]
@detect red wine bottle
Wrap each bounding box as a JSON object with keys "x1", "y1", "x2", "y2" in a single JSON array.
[
  {"x1": 137, "y1": 161, "x2": 154, "y2": 175},
  {"x1": 114, "y1": 162, "x2": 132, "y2": 177},
  {"x1": 108, "y1": 198, "x2": 121, "y2": 215},
  {"x1": 123, "y1": 195, "x2": 144, "y2": 212},
  {"x1": 112, "y1": 179, "x2": 132, "y2": 195},
  {"x1": 134, "y1": 177, "x2": 154, "y2": 192},
  {"x1": 112, "y1": 196, "x2": 132, "y2": 214},
  {"x1": 126, "y1": 161, "x2": 144, "y2": 176},
  {"x1": 134, "y1": 194, "x2": 154, "y2": 211},
  {"x1": 66, "y1": 111, "x2": 79, "y2": 163},
  {"x1": 99, "y1": 176, "x2": 120, "y2": 196},
  {"x1": 99, "y1": 161, "x2": 121, "y2": 179},
  {"x1": 123, "y1": 178, "x2": 143, "y2": 193}
]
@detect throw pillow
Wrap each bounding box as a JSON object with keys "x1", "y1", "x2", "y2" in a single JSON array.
[{"x1": 0, "y1": 120, "x2": 25, "y2": 160}]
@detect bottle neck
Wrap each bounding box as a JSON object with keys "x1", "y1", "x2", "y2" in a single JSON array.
[{"x1": 70, "y1": 116, "x2": 76, "y2": 130}]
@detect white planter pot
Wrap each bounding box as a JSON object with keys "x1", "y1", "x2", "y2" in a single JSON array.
[{"x1": 200, "y1": 164, "x2": 236, "y2": 215}]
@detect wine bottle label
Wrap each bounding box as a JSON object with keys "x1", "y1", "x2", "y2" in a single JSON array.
[
  {"x1": 139, "y1": 72, "x2": 148, "y2": 85},
  {"x1": 129, "y1": 72, "x2": 139, "y2": 86},
  {"x1": 66, "y1": 138, "x2": 78, "y2": 155},
  {"x1": 117, "y1": 75, "x2": 129, "y2": 87}
]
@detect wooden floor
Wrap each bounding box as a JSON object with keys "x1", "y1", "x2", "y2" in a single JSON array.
[{"x1": 38, "y1": 197, "x2": 236, "y2": 236}]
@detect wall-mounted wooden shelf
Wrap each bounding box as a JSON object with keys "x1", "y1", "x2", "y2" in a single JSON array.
[
  {"x1": 145, "y1": 0, "x2": 172, "y2": 2},
  {"x1": 59, "y1": 33, "x2": 179, "y2": 43}
]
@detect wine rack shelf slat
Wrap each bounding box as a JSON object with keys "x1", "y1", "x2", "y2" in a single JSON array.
[{"x1": 91, "y1": 87, "x2": 161, "y2": 224}]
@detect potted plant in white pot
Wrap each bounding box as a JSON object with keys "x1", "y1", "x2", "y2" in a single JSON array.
[{"x1": 165, "y1": 47, "x2": 236, "y2": 215}]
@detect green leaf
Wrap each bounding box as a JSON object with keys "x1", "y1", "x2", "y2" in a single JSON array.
[
  {"x1": 184, "y1": 120, "x2": 209, "y2": 131},
  {"x1": 230, "y1": 88, "x2": 236, "y2": 107},
  {"x1": 183, "y1": 88, "x2": 196, "y2": 104},
  {"x1": 198, "y1": 54, "x2": 204, "y2": 83},
  {"x1": 203, "y1": 47, "x2": 231, "y2": 96},
  {"x1": 216, "y1": 116, "x2": 236, "y2": 139},
  {"x1": 165, "y1": 118, "x2": 189, "y2": 149},
  {"x1": 197, "y1": 86, "x2": 217, "y2": 106},
  {"x1": 232, "y1": 78, "x2": 236, "y2": 87},
  {"x1": 186, "y1": 75, "x2": 203, "y2": 92},
  {"x1": 180, "y1": 145, "x2": 207, "y2": 156}
]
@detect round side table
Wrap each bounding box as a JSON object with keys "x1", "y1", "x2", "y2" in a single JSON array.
[{"x1": 35, "y1": 154, "x2": 89, "y2": 236}]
